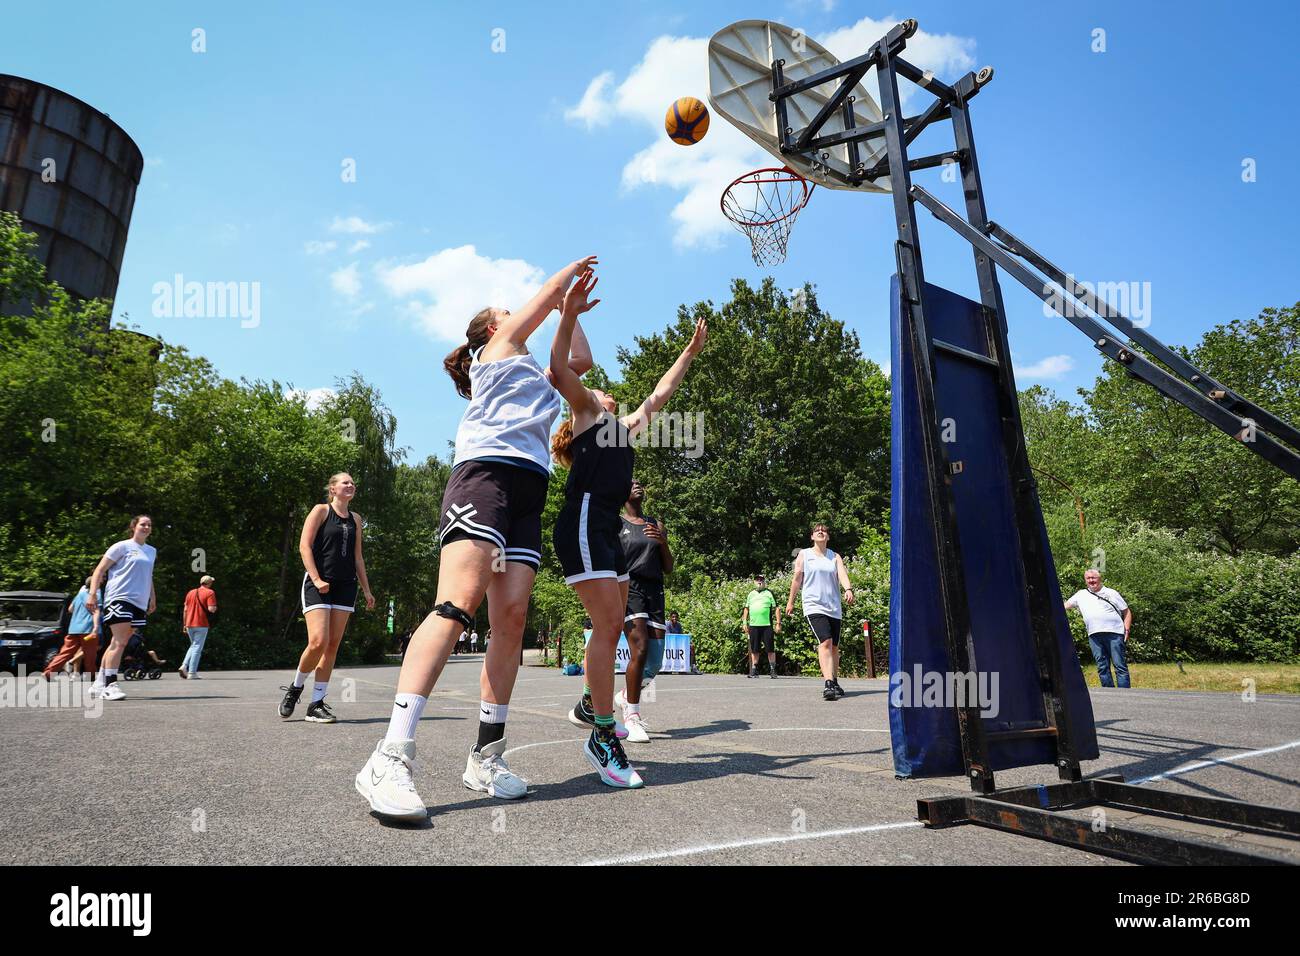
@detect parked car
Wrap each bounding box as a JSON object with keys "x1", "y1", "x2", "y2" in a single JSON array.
[{"x1": 0, "y1": 591, "x2": 68, "y2": 673}]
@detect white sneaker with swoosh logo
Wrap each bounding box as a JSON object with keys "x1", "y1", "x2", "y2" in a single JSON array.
[{"x1": 355, "y1": 739, "x2": 426, "y2": 820}]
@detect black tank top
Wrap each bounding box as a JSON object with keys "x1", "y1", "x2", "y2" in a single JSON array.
[
  {"x1": 563, "y1": 413, "x2": 634, "y2": 508},
  {"x1": 313, "y1": 506, "x2": 357, "y2": 582},
  {"x1": 620, "y1": 515, "x2": 663, "y2": 581}
]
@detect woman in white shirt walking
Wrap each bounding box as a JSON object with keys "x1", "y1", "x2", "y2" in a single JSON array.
[
  {"x1": 786, "y1": 522, "x2": 854, "y2": 701},
  {"x1": 86, "y1": 515, "x2": 157, "y2": 701}
]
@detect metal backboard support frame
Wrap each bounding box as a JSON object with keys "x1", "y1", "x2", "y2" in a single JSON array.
[{"x1": 713, "y1": 16, "x2": 1300, "y2": 863}]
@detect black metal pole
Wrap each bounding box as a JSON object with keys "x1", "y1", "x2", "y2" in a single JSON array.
[
  {"x1": 876, "y1": 39, "x2": 995, "y2": 794},
  {"x1": 947, "y1": 78, "x2": 1081, "y2": 783}
]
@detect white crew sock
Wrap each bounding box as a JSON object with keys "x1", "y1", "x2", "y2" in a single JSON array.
[
  {"x1": 385, "y1": 693, "x2": 427, "y2": 742},
  {"x1": 624, "y1": 702, "x2": 641, "y2": 717},
  {"x1": 293, "y1": 670, "x2": 310, "y2": 689},
  {"x1": 479, "y1": 700, "x2": 508, "y2": 724},
  {"x1": 311, "y1": 680, "x2": 329, "y2": 703}
]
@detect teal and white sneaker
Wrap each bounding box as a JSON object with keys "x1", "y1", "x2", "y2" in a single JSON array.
[
  {"x1": 584, "y1": 730, "x2": 643, "y2": 788},
  {"x1": 463, "y1": 738, "x2": 528, "y2": 799},
  {"x1": 567, "y1": 697, "x2": 628, "y2": 739}
]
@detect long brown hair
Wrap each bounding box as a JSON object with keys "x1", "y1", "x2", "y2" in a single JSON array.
[
  {"x1": 551, "y1": 417, "x2": 575, "y2": 468},
  {"x1": 443, "y1": 308, "x2": 496, "y2": 399},
  {"x1": 128, "y1": 514, "x2": 151, "y2": 533}
]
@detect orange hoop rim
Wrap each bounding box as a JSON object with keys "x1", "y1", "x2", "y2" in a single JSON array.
[{"x1": 720, "y1": 166, "x2": 815, "y2": 228}]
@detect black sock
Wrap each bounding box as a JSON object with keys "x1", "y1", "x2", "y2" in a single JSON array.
[
  {"x1": 476, "y1": 720, "x2": 506, "y2": 751},
  {"x1": 580, "y1": 693, "x2": 593, "y2": 714},
  {"x1": 105, "y1": 674, "x2": 117, "y2": 685}
]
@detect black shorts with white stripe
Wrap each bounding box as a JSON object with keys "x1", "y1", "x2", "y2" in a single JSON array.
[
  {"x1": 554, "y1": 492, "x2": 629, "y2": 585},
  {"x1": 625, "y1": 575, "x2": 666, "y2": 631},
  {"x1": 438, "y1": 458, "x2": 548, "y2": 570},
  {"x1": 103, "y1": 600, "x2": 147, "y2": 628}
]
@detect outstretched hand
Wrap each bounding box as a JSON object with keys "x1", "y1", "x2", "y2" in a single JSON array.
[
  {"x1": 686, "y1": 317, "x2": 708, "y2": 355},
  {"x1": 563, "y1": 268, "x2": 601, "y2": 317}
]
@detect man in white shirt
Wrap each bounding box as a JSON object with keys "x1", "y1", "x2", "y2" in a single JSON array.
[{"x1": 1064, "y1": 569, "x2": 1133, "y2": 688}]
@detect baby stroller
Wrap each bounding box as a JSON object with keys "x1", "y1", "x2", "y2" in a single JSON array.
[{"x1": 120, "y1": 628, "x2": 165, "y2": 681}]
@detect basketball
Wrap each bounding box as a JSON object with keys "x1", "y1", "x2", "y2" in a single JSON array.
[{"x1": 665, "y1": 96, "x2": 710, "y2": 145}]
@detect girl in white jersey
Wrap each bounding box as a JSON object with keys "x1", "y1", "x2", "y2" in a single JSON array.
[
  {"x1": 785, "y1": 522, "x2": 854, "y2": 701},
  {"x1": 355, "y1": 255, "x2": 599, "y2": 821},
  {"x1": 86, "y1": 515, "x2": 157, "y2": 702}
]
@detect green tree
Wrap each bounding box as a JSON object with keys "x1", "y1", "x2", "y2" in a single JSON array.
[{"x1": 607, "y1": 278, "x2": 889, "y2": 580}]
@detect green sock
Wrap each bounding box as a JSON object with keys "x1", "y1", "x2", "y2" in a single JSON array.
[{"x1": 594, "y1": 713, "x2": 615, "y2": 738}]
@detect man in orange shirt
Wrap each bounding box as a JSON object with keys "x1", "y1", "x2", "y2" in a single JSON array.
[{"x1": 180, "y1": 575, "x2": 218, "y2": 679}]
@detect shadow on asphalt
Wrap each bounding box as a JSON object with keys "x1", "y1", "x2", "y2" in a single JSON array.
[{"x1": 1094, "y1": 718, "x2": 1300, "y2": 800}]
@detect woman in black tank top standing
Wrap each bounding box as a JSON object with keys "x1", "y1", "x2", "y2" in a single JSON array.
[
  {"x1": 279, "y1": 472, "x2": 375, "y2": 723},
  {"x1": 550, "y1": 311, "x2": 707, "y2": 789}
]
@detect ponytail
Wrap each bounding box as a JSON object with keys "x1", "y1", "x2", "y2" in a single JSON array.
[
  {"x1": 444, "y1": 307, "x2": 497, "y2": 399},
  {"x1": 551, "y1": 418, "x2": 575, "y2": 468}
]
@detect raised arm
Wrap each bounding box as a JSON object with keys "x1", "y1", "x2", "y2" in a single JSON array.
[
  {"x1": 621, "y1": 318, "x2": 708, "y2": 439},
  {"x1": 545, "y1": 270, "x2": 600, "y2": 387},
  {"x1": 548, "y1": 271, "x2": 604, "y2": 417},
  {"x1": 492, "y1": 255, "x2": 597, "y2": 353}
]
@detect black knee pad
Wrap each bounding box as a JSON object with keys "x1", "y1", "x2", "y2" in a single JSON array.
[{"x1": 434, "y1": 601, "x2": 473, "y2": 633}]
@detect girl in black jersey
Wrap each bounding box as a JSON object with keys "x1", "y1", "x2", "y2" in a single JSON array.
[
  {"x1": 279, "y1": 472, "x2": 375, "y2": 722},
  {"x1": 616, "y1": 478, "x2": 673, "y2": 743},
  {"x1": 550, "y1": 313, "x2": 707, "y2": 788}
]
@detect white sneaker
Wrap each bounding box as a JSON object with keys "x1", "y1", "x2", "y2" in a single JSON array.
[
  {"x1": 101, "y1": 683, "x2": 126, "y2": 701},
  {"x1": 584, "y1": 731, "x2": 644, "y2": 788},
  {"x1": 463, "y1": 738, "x2": 528, "y2": 799},
  {"x1": 614, "y1": 688, "x2": 627, "y2": 711},
  {"x1": 88, "y1": 683, "x2": 104, "y2": 699},
  {"x1": 355, "y1": 739, "x2": 426, "y2": 821},
  {"x1": 624, "y1": 712, "x2": 650, "y2": 743}
]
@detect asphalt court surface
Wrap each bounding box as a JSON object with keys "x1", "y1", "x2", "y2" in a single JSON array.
[{"x1": 3, "y1": 656, "x2": 1297, "y2": 865}]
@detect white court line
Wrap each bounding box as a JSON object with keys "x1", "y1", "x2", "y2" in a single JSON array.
[
  {"x1": 1130, "y1": 738, "x2": 1300, "y2": 784},
  {"x1": 585, "y1": 821, "x2": 922, "y2": 865}
]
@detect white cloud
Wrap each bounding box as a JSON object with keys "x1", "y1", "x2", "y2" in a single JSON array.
[
  {"x1": 305, "y1": 240, "x2": 338, "y2": 255},
  {"x1": 565, "y1": 18, "x2": 977, "y2": 249},
  {"x1": 565, "y1": 71, "x2": 616, "y2": 128},
  {"x1": 1014, "y1": 354, "x2": 1075, "y2": 380},
  {"x1": 330, "y1": 262, "x2": 362, "y2": 298},
  {"x1": 286, "y1": 387, "x2": 337, "y2": 411},
  {"x1": 376, "y1": 245, "x2": 546, "y2": 343},
  {"x1": 348, "y1": 239, "x2": 371, "y2": 254},
  {"x1": 329, "y1": 215, "x2": 391, "y2": 235}
]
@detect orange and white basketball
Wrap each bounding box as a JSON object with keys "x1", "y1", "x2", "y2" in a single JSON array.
[{"x1": 665, "y1": 96, "x2": 710, "y2": 145}]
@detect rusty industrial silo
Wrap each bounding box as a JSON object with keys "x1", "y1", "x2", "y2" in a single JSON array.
[{"x1": 0, "y1": 74, "x2": 143, "y2": 312}]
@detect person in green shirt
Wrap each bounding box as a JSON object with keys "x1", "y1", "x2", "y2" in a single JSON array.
[{"x1": 742, "y1": 574, "x2": 781, "y2": 678}]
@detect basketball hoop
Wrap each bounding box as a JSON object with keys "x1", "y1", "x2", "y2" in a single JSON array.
[{"x1": 721, "y1": 167, "x2": 815, "y2": 266}]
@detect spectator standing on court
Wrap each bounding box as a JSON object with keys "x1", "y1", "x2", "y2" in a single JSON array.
[
  {"x1": 1065, "y1": 569, "x2": 1133, "y2": 689},
  {"x1": 470, "y1": 629, "x2": 479, "y2": 654},
  {"x1": 179, "y1": 575, "x2": 218, "y2": 679},
  {"x1": 742, "y1": 574, "x2": 781, "y2": 679}
]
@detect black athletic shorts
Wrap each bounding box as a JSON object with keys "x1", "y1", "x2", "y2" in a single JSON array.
[
  {"x1": 102, "y1": 600, "x2": 146, "y2": 628},
  {"x1": 807, "y1": 614, "x2": 842, "y2": 646},
  {"x1": 554, "y1": 493, "x2": 628, "y2": 585},
  {"x1": 439, "y1": 459, "x2": 548, "y2": 570},
  {"x1": 748, "y1": 624, "x2": 775, "y2": 654},
  {"x1": 302, "y1": 574, "x2": 358, "y2": 613},
  {"x1": 625, "y1": 575, "x2": 666, "y2": 632}
]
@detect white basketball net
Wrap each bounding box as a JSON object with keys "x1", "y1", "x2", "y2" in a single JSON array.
[{"x1": 721, "y1": 168, "x2": 814, "y2": 266}]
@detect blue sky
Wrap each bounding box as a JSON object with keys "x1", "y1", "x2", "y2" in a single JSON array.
[{"x1": 5, "y1": 1, "x2": 1298, "y2": 463}]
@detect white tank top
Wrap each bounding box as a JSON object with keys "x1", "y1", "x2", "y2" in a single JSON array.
[
  {"x1": 800, "y1": 547, "x2": 842, "y2": 619},
  {"x1": 453, "y1": 349, "x2": 561, "y2": 471}
]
